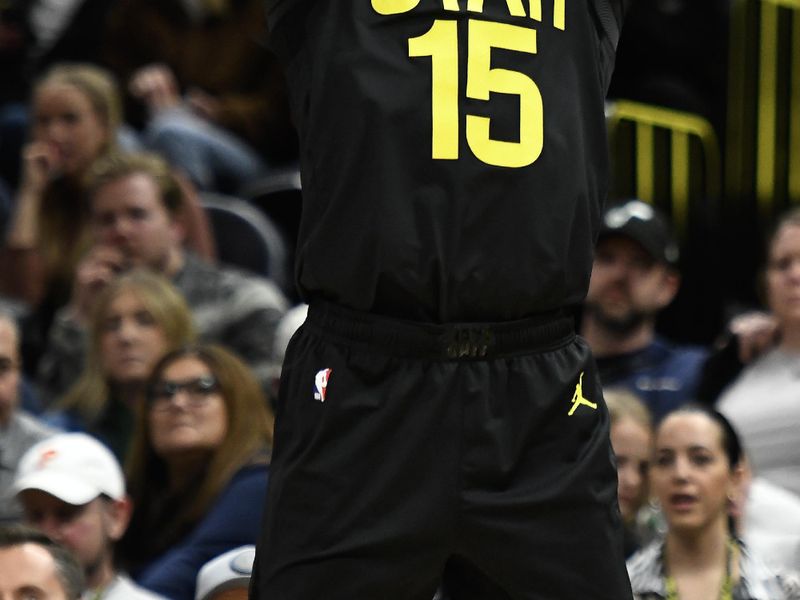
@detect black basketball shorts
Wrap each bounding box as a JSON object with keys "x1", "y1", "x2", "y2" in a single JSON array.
[{"x1": 250, "y1": 301, "x2": 632, "y2": 600}]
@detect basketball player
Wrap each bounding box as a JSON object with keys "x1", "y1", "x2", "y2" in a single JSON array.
[{"x1": 251, "y1": 1, "x2": 633, "y2": 598}]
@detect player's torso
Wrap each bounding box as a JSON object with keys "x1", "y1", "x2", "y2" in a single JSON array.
[{"x1": 268, "y1": 0, "x2": 622, "y2": 322}]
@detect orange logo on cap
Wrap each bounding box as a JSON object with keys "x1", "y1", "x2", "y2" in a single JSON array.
[{"x1": 37, "y1": 449, "x2": 58, "y2": 468}]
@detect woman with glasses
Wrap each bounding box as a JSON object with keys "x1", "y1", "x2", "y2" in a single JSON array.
[
  {"x1": 50, "y1": 269, "x2": 195, "y2": 460},
  {"x1": 626, "y1": 405, "x2": 795, "y2": 599},
  {"x1": 118, "y1": 343, "x2": 274, "y2": 600}
]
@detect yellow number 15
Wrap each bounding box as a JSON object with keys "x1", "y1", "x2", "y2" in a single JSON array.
[{"x1": 409, "y1": 19, "x2": 543, "y2": 169}]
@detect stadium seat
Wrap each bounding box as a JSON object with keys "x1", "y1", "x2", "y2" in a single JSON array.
[
  {"x1": 239, "y1": 167, "x2": 302, "y2": 250},
  {"x1": 200, "y1": 193, "x2": 292, "y2": 297}
]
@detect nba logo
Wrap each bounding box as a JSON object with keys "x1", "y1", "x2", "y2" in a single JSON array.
[{"x1": 314, "y1": 368, "x2": 332, "y2": 402}]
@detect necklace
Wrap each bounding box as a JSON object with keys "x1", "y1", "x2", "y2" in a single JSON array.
[
  {"x1": 663, "y1": 538, "x2": 738, "y2": 600},
  {"x1": 87, "y1": 574, "x2": 122, "y2": 600}
]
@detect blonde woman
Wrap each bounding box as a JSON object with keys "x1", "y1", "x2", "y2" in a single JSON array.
[
  {"x1": 2, "y1": 64, "x2": 124, "y2": 307},
  {"x1": 605, "y1": 387, "x2": 655, "y2": 557},
  {"x1": 50, "y1": 270, "x2": 195, "y2": 459}
]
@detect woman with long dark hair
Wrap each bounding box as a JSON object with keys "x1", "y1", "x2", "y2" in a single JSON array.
[
  {"x1": 627, "y1": 404, "x2": 794, "y2": 599},
  {"x1": 119, "y1": 343, "x2": 273, "y2": 600}
]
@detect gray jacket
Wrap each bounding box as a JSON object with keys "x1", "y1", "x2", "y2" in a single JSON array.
[{"x1": 0, "y1": 411, "x2": 57, "y2": 523}]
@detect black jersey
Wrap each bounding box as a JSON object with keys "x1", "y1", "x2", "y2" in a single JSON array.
[{"x1": 267, "y1": 0, "x2": 626, "y2": 323}]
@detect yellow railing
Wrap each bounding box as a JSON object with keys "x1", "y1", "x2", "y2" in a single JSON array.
[
  {"x1": 606, "y1": 100, "x2": 722, "y2": 236},
  {"x1": 726, "y1": 0, "x2": 800, "y2": 218}
]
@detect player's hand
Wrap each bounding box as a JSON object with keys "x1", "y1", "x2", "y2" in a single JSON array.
[
  {"x1": 129, "y1": 63, "x2": 181, "y2": 113},
  {"x1": 69, "y1": 245, "x2": 130, "y2": 324},
  {"x1": 20, "y1": 141, "x2": 62, "y2": 195},
  {"x1": 186, "y1": 88, "x2": 221, "y2": 122},
  {"x1": 729, "y1": 311, "x2": 779, "y2": 364}
]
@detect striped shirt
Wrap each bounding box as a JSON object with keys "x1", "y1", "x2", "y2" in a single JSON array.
[{"x1": 627, "y1": 539, "x2": 800, "y2": 600}]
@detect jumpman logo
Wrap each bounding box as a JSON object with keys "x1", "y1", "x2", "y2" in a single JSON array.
[{"x1": 568, "y1": 372, "x2": 597, "y2": 416}]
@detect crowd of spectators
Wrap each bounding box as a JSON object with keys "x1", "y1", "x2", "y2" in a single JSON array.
[
  {"x1": 0, "y1": 2, "x2": 294, "y2": 595},
  {"x1": 587, "y1": 201, "x2": 800, "y2": 593},
  {"x1": 0, "y1": 0, "x2": 799, "y2": 598}
]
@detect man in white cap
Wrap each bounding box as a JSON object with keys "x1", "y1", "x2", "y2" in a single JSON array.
[
  {"x1": 195, "y1": 546, "x2": 254, "y2": 600},
  {"x1": 13, "y1": 432, "x2": 165, "y2": 600}
]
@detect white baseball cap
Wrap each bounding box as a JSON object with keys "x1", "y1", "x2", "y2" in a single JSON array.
[
  {"x1": 195, "y1": 546, "x2": 255, "y2": 600},
  {"x1": 13, "y1": 433, "x2": 125, "y2": 505}
]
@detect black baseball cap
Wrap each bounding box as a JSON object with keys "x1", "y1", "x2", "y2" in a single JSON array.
[{"x1": 598, "y1": 199, "x2": 679, "y2": 265}]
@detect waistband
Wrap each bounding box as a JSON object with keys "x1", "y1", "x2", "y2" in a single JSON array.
[{"x1": 305, "y1": 301, "x2": 575, "y2": 361}]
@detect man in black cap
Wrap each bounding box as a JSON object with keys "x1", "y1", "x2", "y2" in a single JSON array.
[{"x1": 582, "y1": 199, "x2": 707, "y2": 421}]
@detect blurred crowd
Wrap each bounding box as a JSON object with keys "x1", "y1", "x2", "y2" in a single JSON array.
[{"x1": 0, "y1": 0, "x2": 799, "y2": 599}]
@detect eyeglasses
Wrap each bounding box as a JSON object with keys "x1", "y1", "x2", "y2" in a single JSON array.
[{"x1": 148, "y1": 376, "x2": 220, "y2": 411}]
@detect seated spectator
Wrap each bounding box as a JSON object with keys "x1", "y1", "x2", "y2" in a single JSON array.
[
  {"x1": 627, "y1": 405, "x2": 796, "y2": 599},
  {"x1": 0, "y1": 64, "x2": 213, "y2": 377},
  {"x1": 605, "y1": 388, "x2": 654, "y2": 557},
  {"x1": 195, "y1": 545, "x2": 254, "y2": 600},
  {"x1": 37, "y1": 151, "x2": 287, "y2": 402},
  {"x1": 0, "y1": 309, "x2": 56, "y2": 524},
  {"x1": 102, "y1": 0, "x2": 297, "y2": 192},
  {"x1": 0, "y1": 0, "x2": 118, "y2": 189},
  {"x1": 0, "y1": 297, "x2": 42, "y2": 414},
  {"x1": 582, "y1": 199, "x2": 707, "y2": 421},
  {"x1": 13, "y1": 432, "x2": 165, "y2": 599},
  {"x1": 1, "y1": 63, "x2": 123, "y2": 312},
  {"x1": 705, "y1": 207, "x2": 800, "y2": 497},
  {"x1": 118, "y1": 343, "x2": 273, "y2": 600},
  {"x1": 49, "y1": 270, "x2": 195, "y2": 460},
  {"x1": 0, "y1": 524, "x2": 84, "y2": 600}
]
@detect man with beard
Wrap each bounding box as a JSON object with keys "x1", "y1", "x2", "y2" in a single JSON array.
[
  {"x1": 582, "y1": 199, "x2": 707, "y2": 421},
  {"x1": 13, "y1": 433, "x2": 166, "y2": 599},
  {"x1": 35, "y1": 152, "x2": 287, "y2": 402}
]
